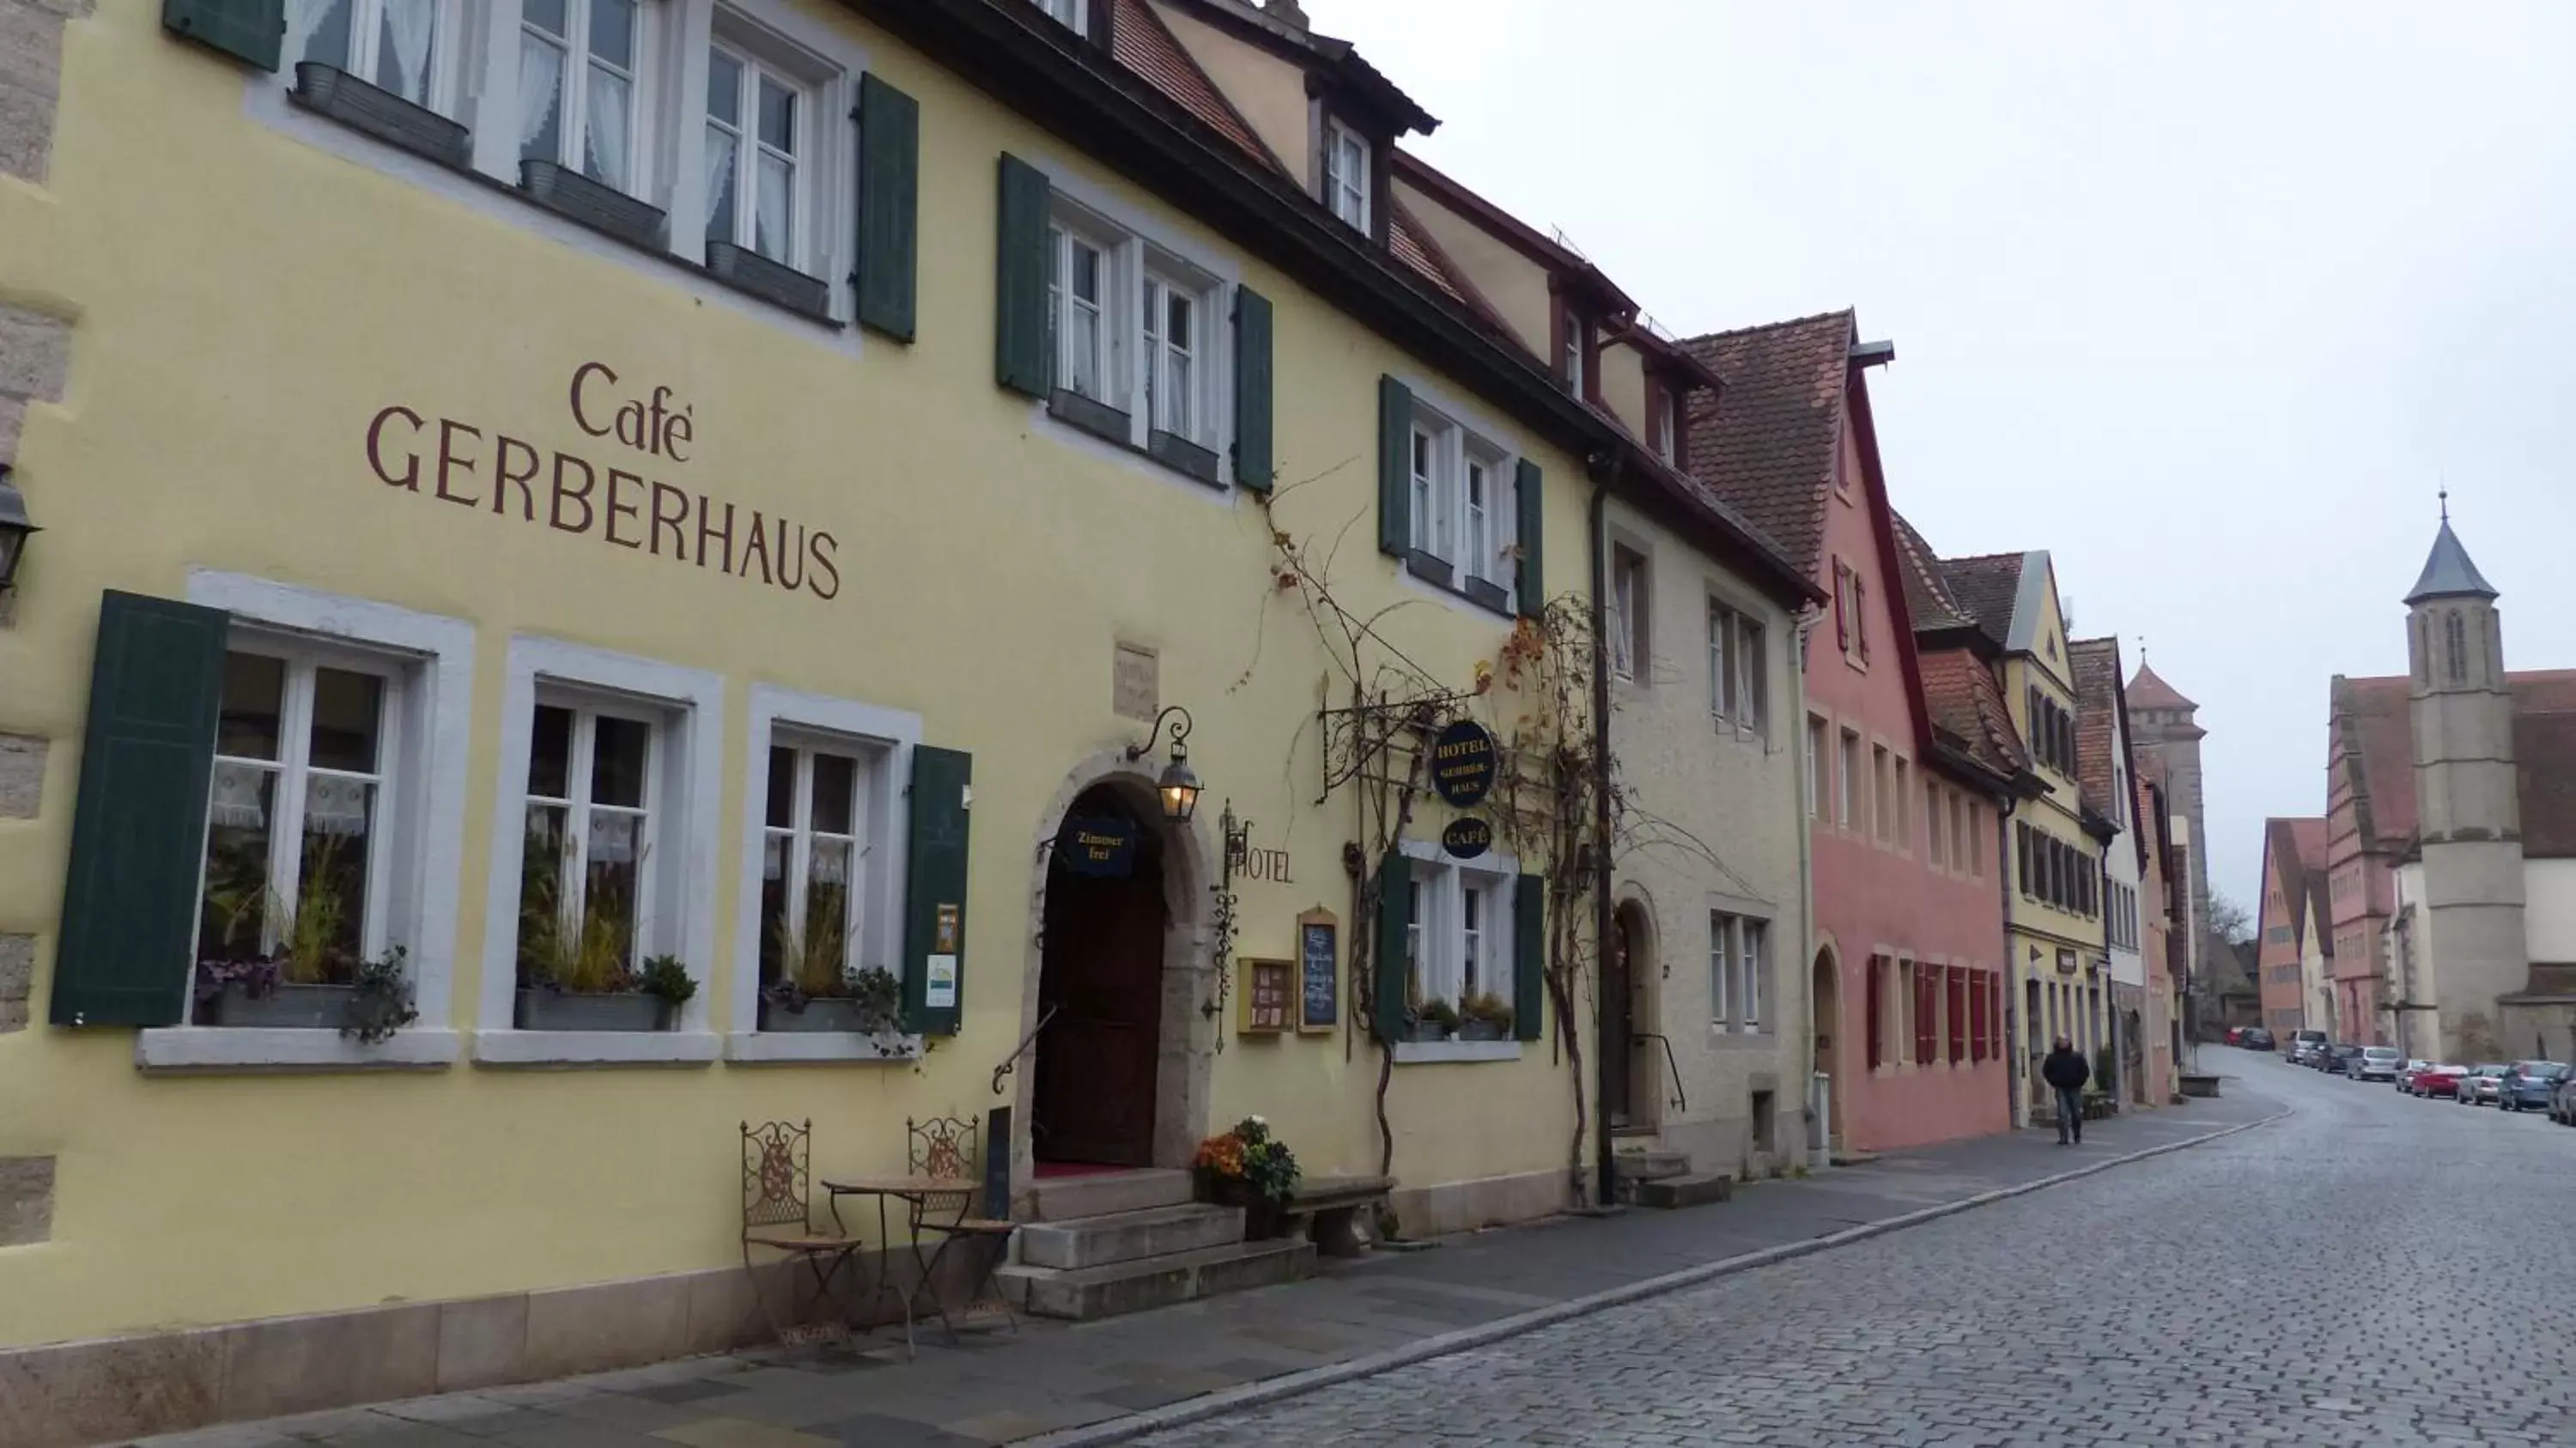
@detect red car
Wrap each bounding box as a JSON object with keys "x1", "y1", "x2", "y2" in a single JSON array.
[
  {"x1": 2410, "y1": 1063, "x2": 2468, "y2": 1098},
  {"x1": 2226, "y1": 1026, "x2": 2246, "y2": 1045}
]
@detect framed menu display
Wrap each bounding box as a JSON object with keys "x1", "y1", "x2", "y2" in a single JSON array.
[
  {"x1": 1297, "y1": 908, "x2": 1339, "y2": 1034},
  {"x1": 1238, "y1": 957, "x2": 1291, "y2": 1034}
]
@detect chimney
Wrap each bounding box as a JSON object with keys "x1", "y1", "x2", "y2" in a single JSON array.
[{"x1": 1264, "y1": 0, "x2": 1309, "y2": 29}]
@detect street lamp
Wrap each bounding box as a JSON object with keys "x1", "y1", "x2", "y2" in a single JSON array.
[
  {"x1": 1126, "y1": 705, "x2": 1200, "y2": 824},
  {"x1": 0, "y1": 465, "x2": 37, "y2": 595}
]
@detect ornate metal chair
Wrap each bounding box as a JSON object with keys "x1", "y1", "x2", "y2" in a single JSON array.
[
  {"x1": 905, "y1": 1116, "x2": 1019, "y2": 1338},
  {"x1": 740, "y1": 1120, "x2": 865, "y2": 1348}
]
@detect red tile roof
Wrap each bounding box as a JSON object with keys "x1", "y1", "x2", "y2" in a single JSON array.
[
  {"x1": 1112, "y1": 0, "x2": 1280, "y2": 173},
  {"x1": 2126, "y1": 662, "x2": 2196, "y2": 712},
  {"x1": 1937, "y1": 552, "x2": 2026, "y2": 651},
  {"x1": 1920, "y1": 648, "x2": 2030, "y2": 781},
  {"x1": 2264, "y1": 818, "x2": 2330, "y2": 950},
  {"x1": 2068, "y1": 637, "x2": 2124, "y2": 823},
  {"x1": 2339, "y1": 671, "x2": 2576, "y2": 859},
  {"x1": 1678, "y1": 311, "x2": 1856, "y2": 581},
  {"x1": 1890, "y1": 512, "x2": 1972, "y2": 633}
]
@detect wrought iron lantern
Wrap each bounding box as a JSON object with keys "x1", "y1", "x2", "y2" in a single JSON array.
[{"x1": 1127, "y1": 705, "x2": 1201, "y2": 824}]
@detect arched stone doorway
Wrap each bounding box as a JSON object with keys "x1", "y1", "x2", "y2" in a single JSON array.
[
  {"x1": 1034, "y1": 785, "x2": 1166, "y2": 1166},
  {"x1": 1812, "y1": 946, "x2": 1841, "y2": 1147},
  {"x1": 1607, "y1": 898, "x2": 1657, "y2": 1129},
  {"x1": 1015, "y1": 751, "x2": 1216, "y2": 1187}
]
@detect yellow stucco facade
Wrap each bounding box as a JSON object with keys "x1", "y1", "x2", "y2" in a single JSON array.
[{"x1": 0, "y1": 0, "x2": 1604, "y2": 1367}]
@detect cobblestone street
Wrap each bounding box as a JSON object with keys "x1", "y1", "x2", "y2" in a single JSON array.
[{"x1": 1135, "y1": 1062, "x2": 2576, "y2": 1447}]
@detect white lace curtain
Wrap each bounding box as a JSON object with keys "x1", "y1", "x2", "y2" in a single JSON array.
[
  {"x1": 379, "y1": 0, "x2": 435, "y2": 106},
  {"x1": 519, "y1": 32, "x2": 565, "y2": 151},
  {"x1": 586, "y1": 810, "x2": 641, "y2": 865},
  {"x1": 703, "y1": 125, "x2": 738, "y2": 240},
  {"x1": 304, "y1": 775, "x2": 372, "y2": 837},
  {"x1": 586, "y1": 64, "x2": 630, "y2": 191},
  {"x1": 210, "y1": 761, "x2": 270, "y2": 831},
  {"x1": 283, "y1": 0, "x2": 341, "y2": 69}
]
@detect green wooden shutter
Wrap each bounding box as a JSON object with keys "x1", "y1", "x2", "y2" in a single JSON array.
[
  {"x1": 52, "y1": 592, "x2": 229, "y2": 1027},
  {"x1": 1515, "y1": 457, "x2": 1546, "y2": 618},
  {"x1": 1513, "y1": 873, "x2": 1545, "y2": 1042},
  {"x1": 1376, "y1": 375, "x2": 1411, "y2": 557},
  {"x1": 1372, "y1": 852, "x2": 1411, "y2": 1043},
  {"x1": 994, "y1": 155, "x2": 1052, "y2": 397},
  {"x1": 1231, "y1": 286, "x2": 1274, "y2": 491},
  {"x1": 854, "y1": 74, "x2": 920, "y2": 343},
  {"x1": 164, "y1": 0, "x2": 283, "y2": 70},
  {"x1": 901, "y1": 745, "x2": 972, "y2": 1036}
]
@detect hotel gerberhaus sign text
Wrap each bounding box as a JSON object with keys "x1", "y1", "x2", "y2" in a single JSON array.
[
  {"x1": 365, "y1": 362, "x2": 841, "y2": 600},
  {"x1": 1431, "y1": 719, "x2": 1498, "y2": 808}
]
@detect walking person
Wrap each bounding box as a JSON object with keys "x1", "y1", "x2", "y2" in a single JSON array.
[{"x1": 2042, "y1": 1035, "x2": 2091, "y2": 1146}]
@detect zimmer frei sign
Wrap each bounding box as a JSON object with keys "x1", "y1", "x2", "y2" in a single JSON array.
[{"x1": 363, "y1": 362, "x2": 841, "y2": 600}]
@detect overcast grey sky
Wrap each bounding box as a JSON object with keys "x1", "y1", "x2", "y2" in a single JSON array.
[{"x1": 1306, "y1": 0, "x2": 2576, "y2": 909}]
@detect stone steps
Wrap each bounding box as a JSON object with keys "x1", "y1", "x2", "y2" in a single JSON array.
[
  {"x1": 1637, "y1": 1172, "x2": 1735, "y2": 1210},
  {"x1": 999, "y1": 1237, "x2": 1315, "y2": 1320},
  {"x1": 1014, "y1": 1202, "x2": 1245, "y2": 1271},
  {"x1": 1024, "y1": 1167, "x2": 1194, "y2": 1221},
  {"x1": 1611, "y1": 1148, "x2": 1689, "y2": 1182}
]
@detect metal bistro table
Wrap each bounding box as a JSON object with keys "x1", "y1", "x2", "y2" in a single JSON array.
[{"x1": 817, "y1": 1173, "x2": 959, "y2": 1354}]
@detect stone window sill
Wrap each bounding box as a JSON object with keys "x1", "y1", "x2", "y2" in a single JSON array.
[
  {"x1": 1706, "y1": 1027, "x2": 1777, "y2": 1049},
  {"x1": 1042, "y1": 392, "x2": 1230, "y2": 492},
  {"x1": 724, "y1": 1031, "x2": 924, "y2": 1065},
  {"x1": 471, "y1": 1029, "x2": 722, "y2": 1068},
  {"x1": 1401, "y1": 556, "x2": 1516, "y2": 622},
  {"x1": 1392, "y1": 1039, "x2": 1522, "y2": 1064},
  {"x1": 136, "y1": 1026, "x2": 460, "y2": 1074}
]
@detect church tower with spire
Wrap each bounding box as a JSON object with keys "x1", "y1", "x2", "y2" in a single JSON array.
[{"x1": 2405, "y1": 501, "x2": 2527, "y2": 1062}]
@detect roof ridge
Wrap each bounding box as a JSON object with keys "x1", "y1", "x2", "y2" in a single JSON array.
[{"x1": 1677, "y1": 307, "x2": 1856, "y2": 348}]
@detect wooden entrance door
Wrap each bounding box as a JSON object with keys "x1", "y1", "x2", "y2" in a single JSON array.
[
  {"x1": 1033, "y1": 794, "x2": 1166, "y2": 1167},
  {"x1": 1603, "y1": 907, "x2": 1637, "y2": 1129}
]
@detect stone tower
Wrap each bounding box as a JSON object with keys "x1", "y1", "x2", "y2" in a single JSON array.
[
  {"x1": 2127, "y1": 662, "x2": 2221, "y2": 1021},
  {"x1": 2405, "y1": 508, "x2": 2527, "y2": 1062}
]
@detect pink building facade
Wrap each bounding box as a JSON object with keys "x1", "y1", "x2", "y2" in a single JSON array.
[{"x1": 1686, "y1": 313, "x2": 2017, "y2": 1154}]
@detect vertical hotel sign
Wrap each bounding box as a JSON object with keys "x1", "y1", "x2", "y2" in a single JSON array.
[{"x1": 363, "y1": 362, "x2": 841, "y2": 599}]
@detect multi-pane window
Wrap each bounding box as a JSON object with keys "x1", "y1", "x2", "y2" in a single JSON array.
[
  {"x1": 1894, "y1": 757, "x2": 1911, "y2": 847},
  {"x1": 517, "y1": 702, "x2": 659, "y2": 988},
  {"x1": 289, "y1": 0, "x2": 444, "y2": 108},
  {"x1": 1048, "y1": 223, "x2": 1111, "y2": 403},
  {"x1": 1141, "y1": 277, "x2": 1198, "y2": 440},
  {"x1": 1953, "y1": 795, "x2": 1973, "y2": 873},
  {"x1": 1325, "y1": 119, "x2": 1370, "y2": 232},
  {"x1": 1708, "y1": 601, "x2": 1767, "y2": 736},
  {"x1": 1872, "y1": 745, "x2": 1893, "y2": 843},
  {"x1": 1805, "y1": 716, "x2": 1828, "y2": 819},
  {"x1": 1561, "y1": 310, "x2": 1585, "y2": 396},
  {"x1": 525, "y1": 0, "x2": 643, "y2": 196},
  {"x1": 759, "y1": 742, "x2": 869, "y2": 997},
  {"x1": 703, "y1": 46, "x2": 803, "y2": 265},
  {"x1": 1926, "y1": 782, "x2": 1946, "y2": 868},
  {"x1": 1611, "y1": 547, "x2": 1647, "y2": 680},
  {"x1": 1409, "y1": 427, "x2": 1439, "y2": 556},
  {"x1": 1838, "y1": 729, "x2": 1861, "y2": 829},
  {"x1": 1650, "y1": 387, "x2": 1678, "y2": 465},
  {"x1": 196, "y1": 648, "x2": 400, "y2": 998},
  {"x1": 1406, "y1": 409, "x2": 1516, "y2": 600},
  {"x1": 1711, "y1": 912, "x2": 1767, "y2": 1031},
  {"x1": 1463, "y1": 456, "x2": 1495, "y2": 589},
  {"x1": 1913, "y1": 962, "x2": 1937, "y2": 1065},
  {"x1": 1407, "y1": 860, "x2": 1512, "y2": 1010}
]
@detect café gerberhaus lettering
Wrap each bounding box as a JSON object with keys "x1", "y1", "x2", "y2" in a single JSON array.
[{"x1": 363, "y1": 362, "x2": 841, "y2": 600}]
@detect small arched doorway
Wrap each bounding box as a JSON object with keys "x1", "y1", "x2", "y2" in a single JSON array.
[
  {"x1": 1033, "y1": 785, "x2": 1167, "y2": 1167},
  {"x1": 1604, "y1": 901, "x2": 1651, "y2": 1129},
  {"x1": 1812, "y1": 946, "x2": 1840, "y2": 1147}
]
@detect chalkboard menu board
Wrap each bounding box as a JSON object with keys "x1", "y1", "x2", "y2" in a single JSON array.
[{"x1": 1297, "y1": 909, "x2": 1339, "y2": 1033}]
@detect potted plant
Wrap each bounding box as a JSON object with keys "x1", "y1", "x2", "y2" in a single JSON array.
[
  {"x1": 339, "y1": 946, "x2": 418, "y2": 1045},
  {"x1": 195, "y1": 843, "x2": 367, "y2": 1028},
  {"x1": 513, "y1": 867, "x2": 677, "y2": 1030},
  {"x1": 1458, "y1": 991, "x2": 1516, "y2": 1042},
  {"x1": 1192, "y1": 1115, "x2": 1302, "y2": 1239},
  {"x1": 1411, "y1": 997, "x2": 1461, "y2": 1043},
  {"x1": 756, "y1": 897, "x2": 898, "y2": 1033}
]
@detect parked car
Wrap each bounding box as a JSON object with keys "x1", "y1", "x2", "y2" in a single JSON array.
[
  {"x1": 2354, "y1": 1046, "x2": 2403, "y2": 1082},
  {"x1": 2411, "y1": 1063, "x2": 2468, "y2": 1098},
  {"x1": 2551, "y1": 1075, "x2": 2576, "y2": 1123},
  {"x1": 2288, "y1": 1028, "x2": 2328, "y2": 1062},
  {"x1": 2226, "y1": 1026, "x2": 2245, "y2": 1046},
  {"x1": 2326, "y1": 1043, "x2": 2366, "y2": 1075},
  {"x1": 2497, "y1": 1061, "x2": 2569, "y2": 1112},
  {"x1": 2459, "y1": 1063, "x2": 2512, "y2": 1104},
  {"x1": 2396, "y1": 1060, "x2": 2432, "y2": 1091},
  {"x1": 2242, "y1": 1027, "x2": 2276, "y2": 1051}
]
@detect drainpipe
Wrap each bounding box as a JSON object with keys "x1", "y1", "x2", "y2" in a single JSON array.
[
  {"x1": 1998, "y1": 795, "x2": 2024, "y2": 1129},
  {"x1": 1589, "y1": 476, "x2": 1615, "y2": 1209}
]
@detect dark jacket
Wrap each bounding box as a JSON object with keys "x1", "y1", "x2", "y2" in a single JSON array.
[{"x1": 2041, "y1": 1047, "x2": 2091, "y2": 1092}]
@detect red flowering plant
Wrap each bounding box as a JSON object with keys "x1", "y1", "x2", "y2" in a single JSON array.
[{"x1": 1192, "y1": 1115, "x2": 1302, "y2": 1207}]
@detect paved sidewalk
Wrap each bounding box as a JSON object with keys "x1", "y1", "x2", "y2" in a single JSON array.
[{"x1": 141, "y1": 1080, "x2": 2281, "y2": 1448}]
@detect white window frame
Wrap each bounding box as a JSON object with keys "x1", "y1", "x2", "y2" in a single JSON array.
[
  {"x1": 1651, "y1": 387, "x2": 1677, "y2": 465},
  {"x1": 1562, "y1": 309, "x2": 1585, "y2": 395},
  {"x1": 139, "y1": 573, "x2": 474, "y2": 1074},
  {"x1": 1740, "y1": 917, "x2": 1767, "y2": 1032},
  {"x1": 1034, "y1": 0, "x2": 1086, "y2": 32},
  {"x1": 729, "y1": 684, "x2": 921, "y2": 1062},
  {"x1": 1461, "y1": 445, "x2": 1504, "y2": 591},
  {"x1": 285, "y1": 0, "x2": 465, "y2": 113},
  {"x1": 1611, "y1": 546, "x2": 1647, "y2": 683},
  {"x1": 519, "y1": 697, "x2": 664, "y2": 995},
  {"x1": 1141, "y1": 269, "x2": 1206, "y2": 443},
  {"x1": 1838, "y1": 727, "x2": 1860, "y2": 830},
  {"x1": 1394, "y1": 838, "x2": 1522, "y2": 1064},
  {"x1": 1805, "y1": 715, "x2": 1827, "y2": 819},
  {"x1": 1397, "y1": 396, "x2": 1523, "y2": 611},
  {"x1": 519, "y1": 0, "x2": 657, "y2": 201},
  {"x1": 702, "y1": 36, "x2": 811, "y2": 268},
  {"x1": 477, "y1": 637, "x2": 722, "y2": 1066},
  {"x1": 1707, "y1": 598, "x2": 1767, "y2": 738},
  {"x1": 1710, "y1": 910, "x2": 1771, "y2": 1034},
  {"x1": 1033, "y1": 179, "x2": 1238, "y2": 474},
  {"x1": 1710, "y1": 911, "x2": 1731, "y2": 1026},
  {"x1": 1325, "y1": 118, "x2": 1370, "y2": 233},
  {"x1": 1926, "y1": 782, "x2": 1947, "y2": 870}
]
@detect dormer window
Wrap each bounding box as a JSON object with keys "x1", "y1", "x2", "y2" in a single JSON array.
[
  {"x1": 1560, "y1": 308, "x2": 1586, "y2": 396},
  {"x1": 1650, "y1": 386, "x2": 1678, "y2": 465},
  {"x1": 1325, "y1": 119, "x2": 1370, "y2": 233},
  {"x1": 1035, "y1": 0, "x2": 1087, "y2": 31}
]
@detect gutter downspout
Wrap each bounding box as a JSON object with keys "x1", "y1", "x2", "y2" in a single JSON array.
[
  {"x1": 1998, "y1": 795, "x2": 2025, "y2": 1129},
  {"x1": 1794, "y1": 611, "x2": 1822, "y2": 1169},
  {"x1": 1589, "y1": 476, "x2": 1615, "y2": 1209}
]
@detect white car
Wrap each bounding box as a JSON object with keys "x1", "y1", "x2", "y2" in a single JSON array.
[{"x1": 2354, "y1": 1046, "x2": 2403, "y2": 1082}]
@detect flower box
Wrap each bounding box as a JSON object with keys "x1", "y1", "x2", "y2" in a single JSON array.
[
  {"x1": 705, "y1": 240, "x2": 831, "y2": 319},
  {"x1": 1457, "y1": 1019, "x2": 1509, "y2": 1043},
  {"x1": 289, "y1": 64, "x2": 471, "y2": 168},
  {"x1": 514, "y1": 989, "x2": 671, "y2": 1032},
  {"x1": 1147, "y1": 429, "x2": 1220, "y2": 485},
  {"x1": 206, "y1": 982, "x2": 355, "y2": 1030},
  {"x1": 1409, "y1": 1021, "x2": 1455, "y2": 1043},
  {"x1": 1195, "y1": 1169, "x2": 1287, "y2": 1241},
  {"x1": 757, "y1": 998, "x2": 890, "y2": 1034},
  {"x1": 519, "y1": 159, "x2": 668, "y2": 251}
]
